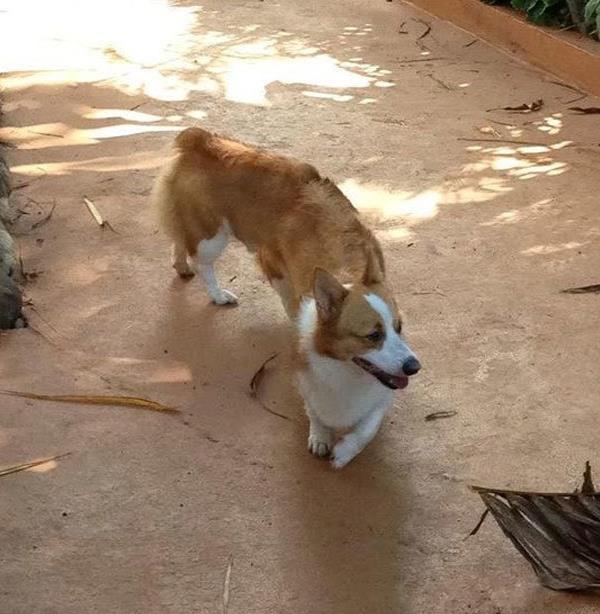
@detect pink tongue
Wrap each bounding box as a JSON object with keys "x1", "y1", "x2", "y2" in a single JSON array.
[{"x1": 391, "y1": 374, "x2": 409, "y2": 389}]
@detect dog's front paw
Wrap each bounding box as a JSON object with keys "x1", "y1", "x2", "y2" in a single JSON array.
[
  {"x1": 212, "y1": 289, "x2": 238, "y2": 305},
  {"x1": 330, "y1": 438, "x2": 359, "y2": 470},
  {"x1": 308, "y1": 433, "x2": 332, "y2": 458},
  {"x1": 173, "y1": 262, "x2": 195, "y2": 279}
]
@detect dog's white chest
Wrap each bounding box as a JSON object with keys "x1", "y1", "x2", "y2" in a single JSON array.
[{"x1": 296, "y1": 358, "x2": 394, "y2": 429}]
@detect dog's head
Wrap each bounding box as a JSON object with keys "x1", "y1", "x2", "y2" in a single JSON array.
[{"x1": 311, "y1": 262, "x2": 420, "y2": 390}]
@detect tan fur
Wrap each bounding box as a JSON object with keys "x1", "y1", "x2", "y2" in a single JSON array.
[
  {"x1": 153, "y1": 127, "x2": 399, "y2": 328},
  {"x1": 312, "y1": 270, "x2": 402, "y2": 361}
]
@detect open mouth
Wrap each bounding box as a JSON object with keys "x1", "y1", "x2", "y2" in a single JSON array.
[{"x1": 352, "y1": 357, "x2": 409, "y2": 390}]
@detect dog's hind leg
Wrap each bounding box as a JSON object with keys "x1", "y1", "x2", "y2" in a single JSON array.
[
  {"x1": 193, "y1": 223, "x2": 238, "y2": 305},
  {"x1": 172, "y1": 241, "x2": 195, "y2": 278}
]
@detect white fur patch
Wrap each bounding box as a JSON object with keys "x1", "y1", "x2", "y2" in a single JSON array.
[
  {"x1": 194, "y1": 223, "x2": 238, "y2": 304},
  {"x1": 296, "y1": 292, "x2": 417, "y2": 468},
  {"x1": 363, "y1": 293, "x2": 417, "y2": 375},
  {"x1": 296, "y1": 298, "x2": 394, "y2": 428}
]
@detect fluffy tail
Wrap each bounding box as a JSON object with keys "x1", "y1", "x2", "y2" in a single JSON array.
[{"x1": 174, "y1": 127, "x2": 214, "y2": 154}]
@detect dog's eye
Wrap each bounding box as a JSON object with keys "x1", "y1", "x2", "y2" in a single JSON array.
[{"x1": 366, "y1": 330, "x2": 383, "y2": 342}]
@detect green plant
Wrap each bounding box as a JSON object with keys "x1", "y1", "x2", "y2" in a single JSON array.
[
  {"x1": 511, "y1": 0, "x2": 571, "y2": 26},
  {"x1": 584, "y1": 0, "x2": 600, "y2": 36},
  {"x1": 485, "y1": 0, "x2": 600, "y2": 38}
]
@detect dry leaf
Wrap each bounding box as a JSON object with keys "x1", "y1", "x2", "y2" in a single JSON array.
[
  {"x1": 31, "y1": 202, "x2": 56, "y2": 230},
  {"x1": 488, "y1": 99, "x2": 543, "y2": 113},
  {"x1": 248, "y1": 354, "x2": 291, "y2": 421},
  {"x1": 561, "y1": 284, "x2": 600, "y2": 294},
  {"x1": 249, "y1": 353, "x2": 278, "y2": 398},
  {"x1": 425, "y1": 410, "x2": 457, "y2": 421},
  {"x1": 83, "y1": 196, "x2": 118, "y2": 233},
  {"x1": 0, "y1": 390, "x2": 178, "y2": 413},
  {"x1": 470, "y1": 462, "x2": 600, "y2": 590},
  {"x1": 569, "y1": 107, "x2": 600, "y2": 114},
  {"x1": 0, "y1": 453, "x2": 71, "y2": 478}
]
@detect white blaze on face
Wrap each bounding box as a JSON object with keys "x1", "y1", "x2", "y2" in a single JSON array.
[{"x1": 363, "y1": 293, "x2": 417, "y2": 375}]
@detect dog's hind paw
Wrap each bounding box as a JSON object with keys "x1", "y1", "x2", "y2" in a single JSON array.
[
  {"x1": 173, "y1": 260, "x2": 195, "y2": 279},
  {"x1": 308, "y1": 434, "x2": 331, "y2": 458},
  {"x1": 212, "y1": 289, "x2": 238, "y2": 305}
]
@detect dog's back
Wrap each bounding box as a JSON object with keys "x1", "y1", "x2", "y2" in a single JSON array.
[
  {"x1": 152, "y1": 127, "x2": 321, "y2": 253},
  {"x1": 152, "y1": 127, "x2": 384, "y2": 312}
]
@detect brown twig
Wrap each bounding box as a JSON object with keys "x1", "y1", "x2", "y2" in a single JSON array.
[
  {"x1": 570, "y1": 106, "x2": 600, "y2": 114},
  {"x1": 398, "y1": 57, "x2": 448, "y2": 63},
  {"x1": 414, "y1": 18, "x2": 431, "y2": 40},
  {"x1": 249, "y1": 354, "x2": 292, "y2": 421},
  {"x1": 27, "y1": 130, "x2": 64, "y2": 139},
  {"x1": 0, "y1": 390, "x2": 179, "y2": 414},
  {"x1": 249, "y1": 353, "x2": 278, "y2": 398},
  {"x1": 561, "y1": 284, "x2": 600, "y2": 294},
  {"x1": 83, "y1": 196, "x2": 119, "y2": 233},
  {"x1": 466, "y1": 508, "x2": 489, "y2": 538},
  {"x1": 222, "y1": 555, "x2": 233, "y2": 614},
  {"x1": 487, "y1": 119, "x2": 516, "y2": 127},
  {"x1": 0, "y1": 453, "x2": 72, "y2": 478},
  {"x1": 425, "y1": 410, "x2": 457, "y2": 421},
  {"x1": 458, "y1": 137, "x2": 553, "y2": 147},
  {"x1": 427, "y1": 74, "x2": 453, "y2": 91}
]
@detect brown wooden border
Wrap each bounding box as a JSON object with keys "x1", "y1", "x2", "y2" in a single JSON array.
[{"x1": 404, "y1": 0, "x2": 600, "y2": 97}]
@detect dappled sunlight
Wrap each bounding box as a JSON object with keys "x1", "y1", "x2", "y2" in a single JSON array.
[
  {"x1": 340, "y1": 173, "x2": 515, "y2": 225},
  {"x1": 481, "y1": 198, "x2": 554, "y2": 227},
  {"x1": 462, "y1": 139, "x2": 572, "y2": 187},
  {"x1": 522, "y1": 241, "x2": 587, "y2": 255},
  {"x1": 1, "y1": 0, "x2": 197, "y2": 71},
  {"x1": 94, "y1": 356, "x2": 193, "y2": 385},
  {"x1": 303, "y1": 91, "x2": 354, "y2": 102},
  {"x1": 0, "y1": 0, "x2": 198, "y2": 100},
  {"x1": 217, "y1": 53, "x2": 372, "y2": 106},
  {"x1": 532, "y1": 113, "x2": 564, "y2": 136},
  {"x1": 340, "y1": 179, "x2": 438, "y2": 221},
  {"x1": 1, "y1": 122, "x2": 183, "y2": 150},
  {"x1": 0, "y1": 1, "x2": 392, "y2": 107},
  {"x1": 25, "y1": 459, "x2": 59, "y2": 474},
  {"x1": 12, "y1": 150, "x2": 165, "y2": 177},
  {"x1": 82, "y1": 107, "x2": 164, "y2": 123},
  {"x1": 379, "y1": 227, "x2": 412, "y2": 241},
  {"x1": 442, "y1": 177, "x2": 512, "y2": 204}
]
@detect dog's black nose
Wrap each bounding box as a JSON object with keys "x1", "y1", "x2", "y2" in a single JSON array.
[{"x1": 403, "y1": 356, "x2": 421, "y2": 376}]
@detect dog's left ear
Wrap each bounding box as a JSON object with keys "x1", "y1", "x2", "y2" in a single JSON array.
[
  {"x1": 313, "y1": 268, "x2": 348, "y2": 322},
  {"x1": 362, "y1": 244, "x2": 384, "y2": 286}
]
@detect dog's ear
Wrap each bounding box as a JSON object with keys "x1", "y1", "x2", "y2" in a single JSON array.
[
  {"x1": 362, "y1": 244, "x2": 384, "y2": 286},
  {"x1": 313, "y1": 268, "x2": 348, "y2": 321}
]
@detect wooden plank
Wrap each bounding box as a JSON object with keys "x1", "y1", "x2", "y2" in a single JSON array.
[{"x1": 404, "y1": 0, "x2": 600, "y2": 97}]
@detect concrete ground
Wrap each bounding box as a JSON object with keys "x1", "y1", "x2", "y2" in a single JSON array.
[{"x1": 1, "y1": 1, "x2": 599, "y2": 612}]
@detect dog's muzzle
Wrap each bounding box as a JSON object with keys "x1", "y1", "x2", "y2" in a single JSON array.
[{"x1": 352, "y1": 356, "x2": 420, "y2": 390}]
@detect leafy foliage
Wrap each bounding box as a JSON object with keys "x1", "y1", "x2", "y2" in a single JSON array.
[{"x1": 485, "y1": 0, "x2": 600, "y2": 37}]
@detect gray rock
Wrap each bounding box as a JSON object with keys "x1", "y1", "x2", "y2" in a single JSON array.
[{"x1": 0, "y1": 148, "x2": 24, "y2": 329}]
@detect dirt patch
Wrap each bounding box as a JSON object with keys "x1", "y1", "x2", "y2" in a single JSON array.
[{"x1": 0, "y1": 1, "x2": 599, "y2": 612}]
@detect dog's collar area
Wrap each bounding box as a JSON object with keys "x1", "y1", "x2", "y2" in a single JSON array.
[{"x1": 352, "y1": 357, "x2": 409, "y2": 390}]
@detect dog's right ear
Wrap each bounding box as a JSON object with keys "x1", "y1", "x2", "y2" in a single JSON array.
[{"x1": 313, "y1": 268, "x2": 348, "y2": 322}]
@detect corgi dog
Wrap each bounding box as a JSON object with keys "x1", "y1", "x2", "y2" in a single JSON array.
[{"x1": 152, "y1": 127, "x2": 421, "y2": 468}]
